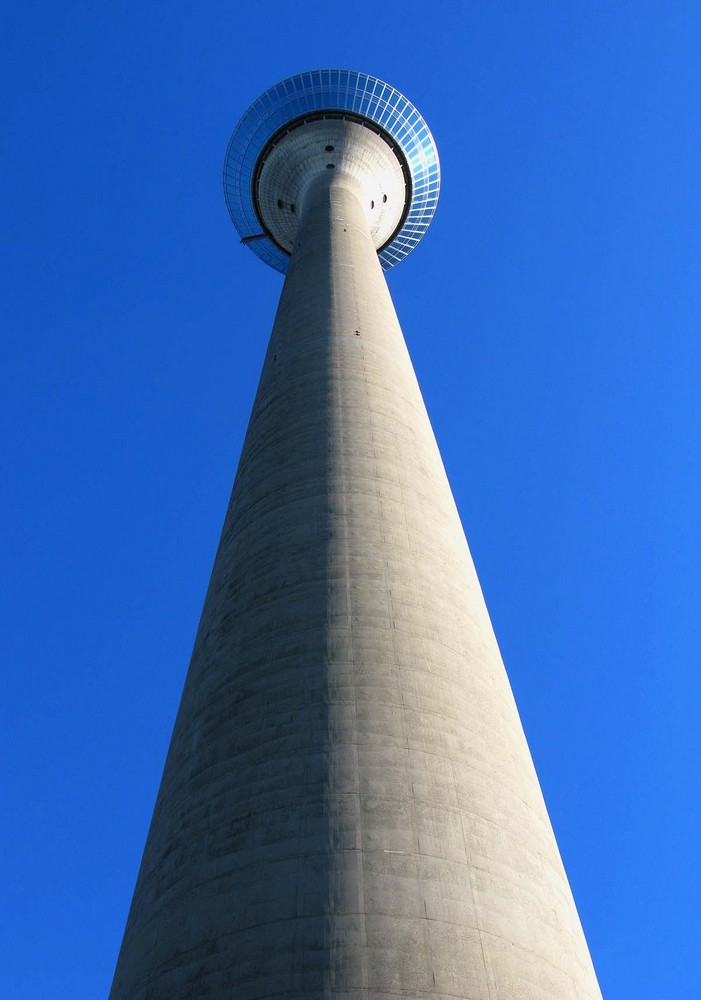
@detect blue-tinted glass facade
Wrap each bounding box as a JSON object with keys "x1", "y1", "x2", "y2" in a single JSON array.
[{"x1": 223, "y1": 69, "x2": 440, "y2": 273}]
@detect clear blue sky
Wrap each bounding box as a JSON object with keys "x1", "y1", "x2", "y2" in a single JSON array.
[{"x1": 2, "y1": 2, "x2": 700, "y2": 997}]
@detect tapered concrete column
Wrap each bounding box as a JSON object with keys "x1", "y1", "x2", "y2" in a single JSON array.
[{"x1": 110, "y1": 168, "x2": 602, "y2": 1000}]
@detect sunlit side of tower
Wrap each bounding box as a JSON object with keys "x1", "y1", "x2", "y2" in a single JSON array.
[{"x1": 110, "y1": 70, "x2": 603, "y2": 1000}]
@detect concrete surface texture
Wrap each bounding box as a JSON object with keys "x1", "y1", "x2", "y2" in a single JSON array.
[{"x1": 110, "y1": 170, "x2": 603, "y2": 999}]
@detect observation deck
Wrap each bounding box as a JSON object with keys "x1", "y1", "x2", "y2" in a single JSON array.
[{"x1": 223, "y1": 69, "x2": 440, "y2": 273}]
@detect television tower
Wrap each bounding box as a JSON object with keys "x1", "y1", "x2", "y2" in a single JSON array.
[{"x1": 110, "y1": 69, "x2": 603, "y2": 1000}]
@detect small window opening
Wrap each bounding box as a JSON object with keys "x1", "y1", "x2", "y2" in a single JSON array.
[
  {"x1": 277, "y1": 198, "x2": 283, "y2": 208},
  {"x1": 382, "y1": 194, "x2": 387, "y2": 203},
  {"x1": 290, "y1": 203, "x2": 295, "y2": 213},
  {"x1": 370, "y1": 200, "x2": 374, "y2": 209},
  {"x1": 325, "y1": 145, "x2": 334, "y2": 152},
  {"x1": 326, "y1": 163, "x2": 335, "y2": 169}
]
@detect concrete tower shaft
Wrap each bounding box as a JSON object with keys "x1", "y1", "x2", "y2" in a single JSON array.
[{"x1": 109, "y1": 170, "x2": 603, "y2": 999}]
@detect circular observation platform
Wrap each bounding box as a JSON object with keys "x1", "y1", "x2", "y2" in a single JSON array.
[{"x1": 224, "y1": 70, "x2": 440, "y2": 273}]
